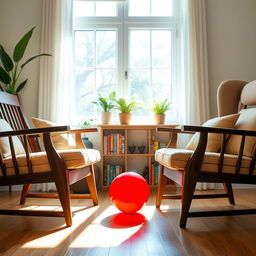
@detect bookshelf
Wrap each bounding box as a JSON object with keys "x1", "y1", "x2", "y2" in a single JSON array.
[{"x1": 99, "y1": 124, "x2": 177, "y2": 188}]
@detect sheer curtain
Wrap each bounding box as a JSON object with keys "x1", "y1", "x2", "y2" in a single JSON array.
[
  {"x1": 35, "y1": 0, "x2": 74, "y2": 191},
  {"x1": 179, "y1": 0, "x2": 213, "y2": 190}
]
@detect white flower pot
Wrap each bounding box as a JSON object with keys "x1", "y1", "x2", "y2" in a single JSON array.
[{"x1": 101, "y1": 112, "x2": 112, "y2": 124}]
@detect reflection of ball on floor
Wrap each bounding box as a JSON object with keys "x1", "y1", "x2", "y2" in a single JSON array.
[{"x1": 109, "y1": 172, "x2": 150, "y2": 213}]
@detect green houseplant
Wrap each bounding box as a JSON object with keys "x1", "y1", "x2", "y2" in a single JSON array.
[
  {"x1": 92, "y1": 91, "x2": 115, "y2": 124},
  {"x1": 0, "y1": 27, "x2": 51, "y2": 94},
  {"x1": 150, "y1": 99, "x2": 171, "y2": 124},
  {"x1": 114, "y1": 97, "x2": 140, "y2": 125}
]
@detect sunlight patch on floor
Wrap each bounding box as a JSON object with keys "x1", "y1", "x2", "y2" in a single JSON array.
[
  {"x1": 69, "y1": 205, "x2": 156, "y2": 248},
  {"x1": 21, "y1": 206, "x2": 98, "y2": 248}
]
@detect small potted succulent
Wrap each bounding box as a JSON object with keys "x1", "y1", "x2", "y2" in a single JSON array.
[
  {"x1": 92, "y1": 92, "x2": 115, "y2": 124},
  {"x1": 114, "y1": 97, "x2": 140, "y2": 125},
  {"x1": 150, "y1": 99, "x2": 171, "y2": 124}
]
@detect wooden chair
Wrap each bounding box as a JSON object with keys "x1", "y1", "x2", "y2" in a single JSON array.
[
  {"x1": 155, "y1": 80, "x2": 256, "y2": 228},
  {"x1": 0, "y1": 91, "x2": 100, "y2": 227}
]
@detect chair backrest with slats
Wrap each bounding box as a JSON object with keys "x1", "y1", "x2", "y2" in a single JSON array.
[
  {"x1": 0, "y1": 92, "x2": 29, "y2": 131},
  {"x1": 0, "y1": 91, "x2": 41, "y2": 153}
]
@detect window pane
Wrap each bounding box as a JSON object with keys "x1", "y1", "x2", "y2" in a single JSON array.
[
  {"x1": 75, "y1": 31, "x2": 95, "y2": 69},
  {"x1": 75, "y1": 29, "x2": 117, "y2": 117},
  {"x1": 96, "y1": 69, "x2": 116, "y2": 95},
  {"x1": 76, "y1": 69, "x2": 95, "y2": 116},
  {"x1": 74, "y1": 1, "x2": 94, "y2": 17},
  {"x1": 96, "y1": 31, "x2": 116, "y2": 68},
  {"x1": 130, "y1": 31, "x2": 150, "y2": 68},
  {"x1": 152, "y1": 69, "x2": 171, "y2": 99},
  {"x1": 152, "y1": 31, "x2": 171, "y2": 67},
  {"x1": 129, "y1": 69, "x2": 151, "y2": 110},
  {"x1": 151, "y1": 0, "x2": 173, "y2": 16},
  {"x1": 96, "y1": 2, "x2": 117, "y2": 16},
  {"x1": 129, "y1": 0, "x2": 150, "y2": 16}
]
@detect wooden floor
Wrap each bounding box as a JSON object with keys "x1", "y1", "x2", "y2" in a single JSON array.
[{"x1": 0, "y1": 188, "x2": 256, "y2": 256}]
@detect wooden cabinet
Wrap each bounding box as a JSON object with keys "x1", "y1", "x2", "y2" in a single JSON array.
[{"x1": 99, "y1": 124, "x2": 177, "y2": 188}]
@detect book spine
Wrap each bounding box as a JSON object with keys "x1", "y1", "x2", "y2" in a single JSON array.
[
  {"x1": 110, "y1": 134, "x2": 114, "y2": 154},
  {"x1": 104, "y1": 136, "x2": 107, "y2": 154},
  {"x1": 114, "y1": 134, "x2": 117, "y2": 154}
]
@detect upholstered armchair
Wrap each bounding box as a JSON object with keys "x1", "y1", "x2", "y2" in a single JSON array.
[
  {"x1": 0, "y1": 91, "x2": 100, "y2": 227},
  {"x1": 155, "y1": 80, "x2": 256, "y2": 228}
]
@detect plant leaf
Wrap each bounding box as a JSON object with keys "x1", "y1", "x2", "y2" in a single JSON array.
[
  {"x1": 0, "y1": 45, "x2": 14, "y2": 71},
  {"x1": 21, "y1": 53, "x2": 51, "y2": 69},
  {"x1": 0, "y1": 66, "x2": 11, "y2": 84},
  {"x1": 13, "y1": 27, "x2": 35, "y2": 62},
  {"x1": 109, "y1": 91, "x2": 116, "y2": 100},
  {"x1": 1, "y1": 84, "x2": 13, "y2": 94},
  {"x1": 16, "y1": 79, "x2": 28, "y2": 94}
]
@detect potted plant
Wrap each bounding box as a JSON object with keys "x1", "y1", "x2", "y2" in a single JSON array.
[
  {"x1": 92, "y1": 92, "x2": 115, "y2": 124},
  {"x1": 114, "y1": 97, "x2": 140, "y2": 125},
  {"x1": 0, "y1": 27, "x2": 51, "y2": 94},
  {"x1": 150, "y1": 99, "x2": 171, "y2": 124}
]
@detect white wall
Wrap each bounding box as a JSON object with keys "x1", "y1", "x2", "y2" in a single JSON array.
[
  {"x1": 0, "y1": 0, "x2": 43, "y2": 122},
  {"x1": 206, "y1": 0, "x2": 256, "y2": 117}
]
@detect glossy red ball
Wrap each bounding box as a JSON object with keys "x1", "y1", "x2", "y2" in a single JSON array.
[{"x1": 109, "y1": 172, "x2": 150, "y2": 213}]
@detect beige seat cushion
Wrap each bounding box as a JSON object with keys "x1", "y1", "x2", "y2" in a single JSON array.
[
  {"x1": 31, "y1": 117, "x2": 76, "y2": 150},
  {"x1": 3, "y1": 149, "x2": 100, "y2": 176},
  {"x1": 225, "y1": 108, "x2": 256, "y2": 157},
  {"x1": 0, "y1": 119, "x2": 25, "y2": 158},
  {"x1": 155, "y1": 148, "x2": 254, "y2": 175},
  {"x1": 186, "y1": 113, "x2": 240, "y2": 152}
]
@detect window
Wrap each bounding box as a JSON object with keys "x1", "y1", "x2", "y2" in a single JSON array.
[{"x1": 73, "y1": 0, "x2": 179, "y2": 123}]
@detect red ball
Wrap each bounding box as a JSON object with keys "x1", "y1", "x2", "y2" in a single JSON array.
[{"x1": 109, "y1": 172, "x2": 150, "y2": 213}]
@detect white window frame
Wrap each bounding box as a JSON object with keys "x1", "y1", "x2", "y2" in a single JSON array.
[{"x1": 73, "y1": 0, "x2": 180, "y2": 122}]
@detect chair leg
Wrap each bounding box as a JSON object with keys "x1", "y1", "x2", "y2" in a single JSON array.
[
  {"x1": 53, "y1": 172, "x2": 72, "y2": 227},
  {"x1": 180, "y1": 180, "x2": 197, "y2": 228},
  {"x1": 86, "y1": 165, "x2": 99, "y2": 206},
  {"x1": 20, "y1": 184, "x2": 32, "y2": 204},
  {"x1": 223, "y1": 183, "x2": 235, "y2": 205},
  {"x1": 156, "y1": 165, "x2": 168, "y2": 208}
]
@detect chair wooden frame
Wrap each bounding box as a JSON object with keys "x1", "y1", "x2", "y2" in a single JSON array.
[
  {"x1": 0, "y1": 91, "x2": 99, "y2": 227},
  {"x1": 156, "y1": 125, "x2": 256, "y2": 228}
]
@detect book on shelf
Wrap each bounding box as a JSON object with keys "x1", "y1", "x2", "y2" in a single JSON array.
[
  {"x1": 151, "y1": 162, "x2": 160, "y2": 185},
  {"x1": 103, "y1": 164, "x2": 124, "y2": 186},
  {"x1": 104, "y1": 133, "x2": 125, "y2": 154}
]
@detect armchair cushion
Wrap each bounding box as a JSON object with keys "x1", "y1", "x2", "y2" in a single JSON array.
[
  {"x1": 0, "y1": 119, "x2": 25, "y2": 158},
  {"x1": 155, "y1": 148, "x2": 253, "y2": 175},
  {"x1": 186, "y1": 113, "x2": 240, "y2": 152},
  {"x1": 225, "y1": 108, "x2": 256, "y2": 157},
  {"x1": 3, "y1": 148, "x2": 100, "y2": 176},
  {"x1": 31, "y1": 117, "x2": 76, "y2": 150}
]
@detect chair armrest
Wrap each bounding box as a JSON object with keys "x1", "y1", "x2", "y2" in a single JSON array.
[
  {"x1": 67, "y1": 127, "x2": 98, "y2": 134},
  {"x1": 182, "y1": 125, "x2": 256, "y2": 136},
  {"x1": 157, "y1": 126, "x2": 195, "y2": 134},
  {"x1": 0, "y1": 126, "x2": 70, "y2": 138}
]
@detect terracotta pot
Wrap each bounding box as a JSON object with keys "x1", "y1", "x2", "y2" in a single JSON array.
[
  {"x1": 101, "y1": 112, "x2": 112, "y2": 124},
  {"x1": 154, "y1": 114, "x2": 166, "y2": 124},
  {"x1": 119, "y1": 113, "x2": 132, "y2": 125}
]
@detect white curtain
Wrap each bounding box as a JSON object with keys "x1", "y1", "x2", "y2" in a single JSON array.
[
  {"x1": 35, "y1": 0, "x2": 74, "y2": 192},
  {"x1": 180, "y1": 0, "x2": 214, "y2": 190},
  {"x1": 38, "y1": 0, "x2": 74, "y2": 124}
]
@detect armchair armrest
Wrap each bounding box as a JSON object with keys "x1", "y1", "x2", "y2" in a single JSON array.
[
  {"x1": 67, "y1": 127, "x2": 98, "y2": 134},
  {"x1": 157, "y1": 126, "x2": 195, "y2": 134},
  {"x1": 0, "y1": 126, "x2": 70, "y2": 138},
  {"x1": 182, "y1": 125, "x2": 256, "y2": 136}
]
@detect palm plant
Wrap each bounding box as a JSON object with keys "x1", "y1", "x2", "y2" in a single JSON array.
[
  {"x1": 151, "y1": 99, "x2": 171, "y2": 114},
  {"x1": 0, "y1": 27, "x2": 51, "y2": 94},
  {"x1": 92, "y1": 91, "x2": 115, "y2": 112},
  {"x1": 114, "y1": 98, "x2": 140, "y2": 113}
]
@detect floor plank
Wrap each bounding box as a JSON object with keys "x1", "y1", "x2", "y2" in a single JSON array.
[{"x1": 0, "y1": 188, "x2": 255, "y2": 255}]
